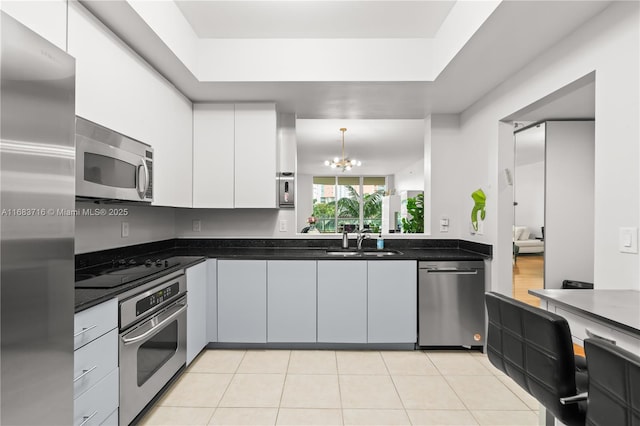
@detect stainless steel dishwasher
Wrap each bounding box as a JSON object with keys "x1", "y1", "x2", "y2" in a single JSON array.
[{"x1": 418, "y1": 261, "x2": 485, "y2": 347}]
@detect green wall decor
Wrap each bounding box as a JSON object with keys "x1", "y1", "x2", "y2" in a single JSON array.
[{"x1": 471, "y1": 188, "x2": 486, "y2": 232}]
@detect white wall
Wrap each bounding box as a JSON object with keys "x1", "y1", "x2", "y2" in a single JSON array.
[
  {"x1": 429, "y1": 114, "x2": 463, "y2": 238},
  {"x1": 1, "y1": 0, "x2": 68, "y2": 51},
  {"x1": 296, "y1": 174, "x2": 314, "y2": 233},
  {"x1": 175, "y1": 208, "x2": 297, "y2": 238},
  {"x1": 74, "y1": 202, "x2": 176, "y2": 254},
  {"x1": 394, "y1": 159, "x2": 424, "y2": 193},
  {"x1": 455, "y1": 1, "x2": 639, "y2": 292},
  {"x1": 545, "y1": 121, "x2": 595, "y2": 288},
  {"x1": 514, "y1": 161, "x2": 544, "y2": 238}
]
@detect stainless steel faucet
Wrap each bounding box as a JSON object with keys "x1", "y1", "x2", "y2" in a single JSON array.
[{"x1": 356, "y1": 230, "x2": 370, "y2": 250}]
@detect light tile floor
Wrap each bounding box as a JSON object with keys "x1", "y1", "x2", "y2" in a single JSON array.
[{"x1": 139, "y1": 350, "x2": 540, "y2": 426}]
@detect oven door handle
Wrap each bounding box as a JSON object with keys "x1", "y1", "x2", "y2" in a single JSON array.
[{"x1": 121, "y1": 301, "x2": 187, "y2": 346}]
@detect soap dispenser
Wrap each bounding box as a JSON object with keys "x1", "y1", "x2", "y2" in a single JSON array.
[{"x1": 377, "y1": 232, "x2": 384, "y2": 250}]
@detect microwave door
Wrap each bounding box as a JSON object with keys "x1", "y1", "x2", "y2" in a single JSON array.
[{"x1": 76, "y1": 137, "x2": 148, "y2": 201}]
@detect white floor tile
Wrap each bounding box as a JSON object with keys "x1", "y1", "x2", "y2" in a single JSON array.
[
  {"x1": 208, "y1": 407, "x2": 278, "y2": 425},
  {"x1": 288, "y1": 350, "x2": 337, "y2": 375},
  {"x1": 339, "y1": 375, "x2": 403, "y2": 409},
  {"x1": 219, "y1": 374, "x2": 286, "y2": 408},
  {"x1": 276, "y1": 408, "x2": 342, "y2": 425},
  {"x1": 280, "y1": 374, "x2": 341, "y2": 408},
  {"x1": 159, "y1": 373, "x2": 233, "y2": 407},
  {"x1": 336, "y1": 351, "x2": 388, "y2": 375},
  {"x1": 381, "y1": 351, "x2": 440, "y2": 375},
  {"x1": 392, "y1": 375, "x2": 466, "y2": 410},
  {"x1": 188, "y1": 350, "x2": 246, "y2": 374},
  {"x1": 471, "y1": 410, "x2": 539, "y2": 426},
  {"x1": 406, "y1": 409, "x2": 479, "y2": 426},
  {"x1": 138, "y1": 406, "x2": 215, "y2": 425},
  {"x1": 446, "y1": 376, "x2": 530, "y2": 410},
  {"x1": 236, "y1": 350, "x2": 290, "y2": 374},
  {"x1": 343, "y1": 408, "x2": 411, "y2": 425}
]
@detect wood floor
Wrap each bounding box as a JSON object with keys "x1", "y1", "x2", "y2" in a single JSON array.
[{"x1": 512, "y1": 254, "x2": 544, "y2": 307}]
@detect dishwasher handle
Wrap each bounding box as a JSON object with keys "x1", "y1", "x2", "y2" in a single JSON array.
[{"x1": 421, "y1": 268, "x2": 479, "y2": 275}]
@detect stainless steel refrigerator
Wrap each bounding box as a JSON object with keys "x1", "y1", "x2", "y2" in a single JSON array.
[{"x1": 1, "y1": 11, "x2": 75, "y2": 424}]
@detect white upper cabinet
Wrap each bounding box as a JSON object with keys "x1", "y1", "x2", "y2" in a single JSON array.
[
  {"x1": 193, "y1": 103, "x2": 277, "y2": 208},
  {"x1": 68, "y1": 2, "x2": 193, "y2": 207},
  {"x1": 193, "y1": 104, "x2": 235, "y2": 208},
  {"x1": 1, "y1": 1, "x2": 67, "y2": 51},
  {"x1": 234, "y1": 103, "x2": 277, "y2": 208}
]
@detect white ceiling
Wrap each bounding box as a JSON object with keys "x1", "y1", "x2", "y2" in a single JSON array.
[
  {"x1": 175, "y1": 1, "x2": 456, "y2": 39},
  {"x1": 81, "y1": 0, "x2": 608, "y2": 177},
  {"x1": 297, "y1": 119, "x2": 424, "y2": 175}
]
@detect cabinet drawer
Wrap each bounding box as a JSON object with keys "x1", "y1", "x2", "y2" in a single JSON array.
[
  {"x1": 555, "y1": 307, "x2": 614, "y2": 343},
  {"x1": 74, "y1": 298, "x2": 117, "y2": 350},
  {"x1": 74, "y1": 368, "x2": 119, "y2": 426},
  {"x1": 100, "y1": 409, "x2": 118, "y2": 426},
  {"x1": 74, "y1": 329, "x2": 118, "y2": 399}
]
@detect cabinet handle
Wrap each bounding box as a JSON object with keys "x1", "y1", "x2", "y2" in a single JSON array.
[
  {"x1": 74, "y1": 325, "x2": 97, "y2": 337},
  {"x1": 586, "y1": 328, "x2": 616, "y2": 345},
  {"x1": 73, "y1": 365, "x2": 97, "y2": 382},
  {"x1": 78, "y1": 411, "x2": 98, "y2": 426}
]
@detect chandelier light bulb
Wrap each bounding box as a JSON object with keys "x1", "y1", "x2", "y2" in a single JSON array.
[{"x1": 324, "y1": 160, "x2": 330, "y2": 166}]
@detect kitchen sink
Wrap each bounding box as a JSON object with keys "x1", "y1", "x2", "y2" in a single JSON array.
[{"x1": 324, "y1": 249, "x2": 403, "y2": 257}]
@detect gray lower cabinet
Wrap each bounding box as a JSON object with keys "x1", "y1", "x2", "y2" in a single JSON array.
[
  {"x1": 267, "y1": 260, "x2": 317, "y2": 342},
  {"x1": 186, "y1": 261, "x2": 208, "y2": 365},
  {"x1": 206, "y1": 259, "x2": 218, "y2": 342},
  {"x1": 368, "y1": 260, "x2": 417, "y2": 343},
  {"x1": 218, "y1": 260, "x2": 267, "y2": 343},
  {"x1": 317, "y1": 260, "x2": 368, "y2": 343}
]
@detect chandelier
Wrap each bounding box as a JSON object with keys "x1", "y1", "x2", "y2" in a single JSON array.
[{"x1": 324, "y1": 128, "x2": 362, "y2": 172}]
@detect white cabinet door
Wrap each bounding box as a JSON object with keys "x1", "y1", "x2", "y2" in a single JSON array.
[
  {"x1": 1, "y1": 0, "x2": 67, "y2": 51},
  {"x1": 368, "y1": 261, "x2": 417, "y2": 343},
  {"x1": 206, "y1": 259, "x2": 218, "y2": 342},
  {"x1": 68, "y1": 2, "x2": 193, "y2": 208},
  {"x1": 186, "y1": 261, "x2": 208, "y2": 365},
  {"x1": 317, "y1": 261, "x2": 367, "y2": 343},
  {"x1": 218, "y1": 260, "x2": 267, "y2": 343},
  {"x1": 193, "y1": 104, "x2": 235, "y2": 208},
  {"x1": 267, "y1": 260, "x2": 317, "y2": 342},
  {"x1": 234, "y1": 103, "x2": 277, "y2": 208}
]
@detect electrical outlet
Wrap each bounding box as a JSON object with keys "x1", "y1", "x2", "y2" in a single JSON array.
[
  {"x1": 121, "y1": 221, "x2": 129, "y2": 238},
  {"x1": 279, "y1": 219, "x2": 288, "y2": 232},
  {"x1": 192, "y1": 220, "x2": 201, "y2": 232}
]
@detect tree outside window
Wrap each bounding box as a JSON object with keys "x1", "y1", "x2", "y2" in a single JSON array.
[{"x1": 312, "y1": 176, "x2": 386, "y2": 233}]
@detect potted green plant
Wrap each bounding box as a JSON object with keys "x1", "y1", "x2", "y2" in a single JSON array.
[{"x1": 401, "y1": 193, "x2": 424, "y2": 233}]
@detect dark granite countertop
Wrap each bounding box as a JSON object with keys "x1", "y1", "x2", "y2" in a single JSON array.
[
  {"x1": 76, "y1": 238, "x2": 491, "y2": 313},
  {"x1": 75, "y1": 256, "x2": 205, "y2": 313},
  {"x1": 529, "y1": 289, "x2": 640, "y2": 336},
  {"x1": 171, "y1": 247, "x2": 489, "y2": 261}
]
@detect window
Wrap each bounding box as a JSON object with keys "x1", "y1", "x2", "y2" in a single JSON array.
[{"x1": 312, "y1": 176, "x2": 386, "y2": 233}]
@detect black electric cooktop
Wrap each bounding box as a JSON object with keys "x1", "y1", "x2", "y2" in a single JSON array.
[{"x1": 75, "y1": 258, "x2": 182, "y2": 289}]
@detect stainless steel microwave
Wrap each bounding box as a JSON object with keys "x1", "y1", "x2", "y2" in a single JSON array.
[{"x1": 76, "y1": 117, "x2": 153, "y2": 202}]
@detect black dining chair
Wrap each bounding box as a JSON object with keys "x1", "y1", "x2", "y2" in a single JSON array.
[
  {"x1": 582, "y1": 338, "x2": 640, "y2": 426},
  {"x1": 485, "y1": 292, "x2": 588, "y2": 426}
]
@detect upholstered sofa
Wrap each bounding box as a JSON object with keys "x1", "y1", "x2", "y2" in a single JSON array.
[{"x1": 513, "y1": 226, "x2": 544, "y2": 254}]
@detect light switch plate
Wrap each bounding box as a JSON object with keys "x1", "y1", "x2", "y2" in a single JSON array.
[
  {"x1": 121, "y1": 221, "x2": 129, "y2": 238},
  {"x1": 619, "y1": 227, "x2": 638, "y2": 253},
  {"x1": 192, "y1": 220, "x2": 201, "y2": 232},
  {"x1": 279, "y1": 219, "x2": 288, "y2": 232}
]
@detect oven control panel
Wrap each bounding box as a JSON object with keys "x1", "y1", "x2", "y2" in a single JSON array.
[{"x1": 135, "y1": 282, "x2": 179, "y2": 316}]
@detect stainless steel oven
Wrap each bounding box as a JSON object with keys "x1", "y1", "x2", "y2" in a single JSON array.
[
  {"x1": 76, "y1": 116, "x2": 153, "y2": 203},
  {"x1": 118, "y1": 271, "x2": 186, "y2": 425}
]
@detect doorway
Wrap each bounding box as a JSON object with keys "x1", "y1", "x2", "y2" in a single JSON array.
[{"x1": 513, "y1": 123, "x2": 546, "y2": 306}]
